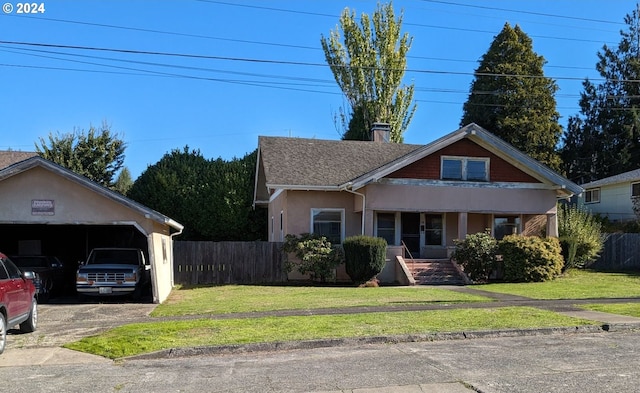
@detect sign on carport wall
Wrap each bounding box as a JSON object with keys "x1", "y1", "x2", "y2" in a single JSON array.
[{"x1": 31, "y1": 199, "x2": 54, "y2": 216}]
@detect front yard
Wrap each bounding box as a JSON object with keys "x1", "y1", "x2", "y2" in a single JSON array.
[{"x1": 64, "y1": 270, "x2": 640, "y2": 359}]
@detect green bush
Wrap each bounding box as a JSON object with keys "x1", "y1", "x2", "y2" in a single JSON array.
[
  {"x1": 558, "y1": 203, "x2": 604, "y2": 270},
  {"x1": 452, "y1": 230, "x2": 498, "y2": 283},
  {"x1": 499, "y1": 235, "x2": 563, "y2": 282},
  {"x1": 343, "y1": 236, "x2": 387, "y2": 284},
  {"x1": 281, "y1": 233, "x2": 344, "y2": 282}
]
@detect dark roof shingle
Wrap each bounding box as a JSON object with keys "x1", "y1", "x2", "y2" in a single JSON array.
[
  {"x1": 0, "y1": 151, "x2": 38, "y2": 170},
  {"x1": 259, "y1": 137, "x2": 421, "y2": 187}
]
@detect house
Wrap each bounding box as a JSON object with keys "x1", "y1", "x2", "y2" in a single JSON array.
[
  {"x1": 253, "y1": 123, "x2": 582, "y2": 282},
  {"x1": 0, "y1": 153, "x2": 183, "y2": 303},
  {"x1": 579, "y1": 168, "x2": 640, "y2": 222}
]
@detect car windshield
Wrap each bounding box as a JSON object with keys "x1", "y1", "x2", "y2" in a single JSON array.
[
  {"x1": 10, "y1": 257, "x2": 48, "y2": 268},
  {"x1": 89, "y1": 250, "x2": 139, "y2": 265}
]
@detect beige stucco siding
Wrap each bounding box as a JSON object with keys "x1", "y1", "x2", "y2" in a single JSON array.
[
  {"x1": 0, "y1": 167, "x2": 157, "y2": 232},
  {"x1": 363, "y1": 183, "x2": 557, "y2": 214},
  {"x1": 285, "y1": 190, "x2": 361, "y2": 239},
  {"x1": 149, "y1": 232, "x2": 173, "y2": 303}
]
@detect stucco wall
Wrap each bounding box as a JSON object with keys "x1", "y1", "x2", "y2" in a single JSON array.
[
  {"x1": 364, "y1": 183, "x2": 557, "y2": 214},
  {"x1": 285, "y1": 190, "x2": 361, "y2": 239},
  {"x1": 149, "y1": 232, "x2": 174, "y2": 303},
  {"x1": 0, "y1": 167, "x2": 157, "y2": 232}
]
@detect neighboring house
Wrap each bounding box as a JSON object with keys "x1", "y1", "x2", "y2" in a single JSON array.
[
  {"x1": 254, "y1": 123, "x2": 582, "y2": 281},
  {"x1": 579, "y1": 169, "x2": 640, "y2": 222}
]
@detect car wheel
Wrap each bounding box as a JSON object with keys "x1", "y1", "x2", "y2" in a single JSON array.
[
  {"x1": 19, "y1": 298, "x2": 37, "y2": 333},
  {"x1": 0, "y1": 313, "x2": 6, "y2": 355}
]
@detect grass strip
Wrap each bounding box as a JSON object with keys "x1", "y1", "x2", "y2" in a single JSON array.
[
  {"x1": 579, "y1": 303, "x2": 640, "y2": 317},
  {"x1": 65, "y1": 307, "x2": 595, "y2": 359},
  {"x1": 473, "y1": 270, "x2": 640, "y2": 300},
  {"x1": 151, "y1": 285, "x2": 490, "y2": 317}
]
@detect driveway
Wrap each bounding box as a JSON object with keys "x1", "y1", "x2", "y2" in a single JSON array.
[{"x1": 6, "y1": 297, "x2": 157, "y2": 349}]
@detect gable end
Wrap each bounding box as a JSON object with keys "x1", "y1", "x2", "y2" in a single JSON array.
[{"x1": 386, "y1": 139, "x2": 539, "y2": 183}]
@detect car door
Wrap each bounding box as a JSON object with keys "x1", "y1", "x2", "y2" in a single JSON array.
[{"x1": 1, "y1": 258, "x2": 30, "y2": 317}]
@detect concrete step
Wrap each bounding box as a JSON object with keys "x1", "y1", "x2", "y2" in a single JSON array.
[{"x1": 407, "y1": 259, "x2": 466, "y2": 286}]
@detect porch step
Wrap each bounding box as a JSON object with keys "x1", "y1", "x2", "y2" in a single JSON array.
[{"x1": 408, "y1": 259, "x2": 467, "y2": 286}]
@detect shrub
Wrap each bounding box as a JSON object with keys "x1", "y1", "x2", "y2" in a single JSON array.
[
  {"x1": 281, "y1": 233, "x2": 344, "y2": 282},
  {"x1": 499, "y1": 235, "x2": 563, "y2": 282},
  {"x1": 452, "y1": 230, "x2": 498, "y2": 283},
  {"x1": 558, "y1": 203, "x2": 604, "y2": 270},
  {"x1": 343, "y1": 236, "x2": 387, "y2": 284}
]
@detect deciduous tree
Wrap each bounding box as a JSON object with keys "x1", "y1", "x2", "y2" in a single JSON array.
[{"x1": 321, "y1": 2, "x2": 416, "y2": 142}]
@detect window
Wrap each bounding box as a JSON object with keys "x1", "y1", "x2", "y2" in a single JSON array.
[
  {"x1": 441, "y1": 156, "x2": 488, "y2": 181},
  {"x1": 0, "y1": 260, "x2": 8, "y2": 280},
  {"x1": 632, "y1": 183, "x2": 640, "y2": 198},
  {"x1": 376, "y1": 213, "x2": 396, "y2": 245},
  {"x1": 280, "y1": 211, "x2": 284, "y2": 242},
  {"x1": 424, "y1": 214, "x2": 443, "y2": 246},
  {"x1": 311, "y1": 209, "x2": 344, "y2": 245},
  {"x1": 494, "y1": 216, "x2": 520, "y2": 240},
  {"x1": 585, "y1": 188, "x2": 600, "y2": 204}
]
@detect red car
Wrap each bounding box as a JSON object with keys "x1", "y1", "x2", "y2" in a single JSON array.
[{"x1": 0, "y1": 252, "x2": 37, "y2": 354}]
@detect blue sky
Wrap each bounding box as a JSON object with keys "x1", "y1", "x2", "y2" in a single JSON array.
[{"x1": 0, "y1": 1, "x2": 635, "y2": 178}]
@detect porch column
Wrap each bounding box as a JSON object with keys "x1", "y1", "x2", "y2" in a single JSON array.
[
  {"x1": 364, "y1": 209, "x2": 374, "y2": 236},
  {"x1": 457, "y1": 212, "x2": 468, "y2": 240},
  {"x1": 546, "y1": 213, "x2": 558, "y2": 237}
]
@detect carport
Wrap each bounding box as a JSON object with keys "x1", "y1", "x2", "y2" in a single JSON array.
[{"x1": 0, "y1": 154, "x2": 183, "y2": 304}]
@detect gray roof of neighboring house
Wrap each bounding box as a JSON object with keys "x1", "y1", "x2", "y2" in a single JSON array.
[
  {"x1": 0, "y1": 151, "x2": 38, "y2": 170},
  {"x1": 258, "y1": 136, "x2": 422, "y2": 187},
  {"x1": 581, "y1": 168, "x2": 640, "y2": 189}
]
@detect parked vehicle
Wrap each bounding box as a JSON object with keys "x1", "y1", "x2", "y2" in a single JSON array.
[
  {"x1": 76, "y1": 248, "x2": 150, "y2": 300},
  {"x1": 0, "y1": 252, "x2": 37, "y2": 355},
  {"x1": 9, "y1": 255, "x2": 65, "y2": 303}
]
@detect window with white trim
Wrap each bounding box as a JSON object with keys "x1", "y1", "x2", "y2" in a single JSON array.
[
  {"x1": 376, "y1": 213, "x2": 396, "y2": 245},
  {"x1": 311, "y1": 209, "x2": 344, "y2": 245},
  {"x1": 585, "y1": 188, "x2": 600, "y2": 204},
  {"x1": 441, "y1": 156, "x2": 489, "y2": 181},
  {"x1": 424, "y1": 214, "x2": 443, "y2": 246}
]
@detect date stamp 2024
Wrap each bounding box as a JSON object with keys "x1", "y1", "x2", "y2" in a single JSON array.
[{"x1": 3, "y1": 2, "x2": 46, "y2": 14}]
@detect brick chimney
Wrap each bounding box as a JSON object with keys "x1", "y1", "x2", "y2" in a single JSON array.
[{"x1": 370, "y1": 122, "x2": 391, "y2": 142}]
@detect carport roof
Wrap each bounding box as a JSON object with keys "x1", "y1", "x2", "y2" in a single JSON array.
[{"x1": 0, "y1": 156, "x2": 184, "y2": 233}]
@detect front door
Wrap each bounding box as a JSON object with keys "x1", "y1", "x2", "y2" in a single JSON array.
[{"x1": 401, "y1": 213, "x2": 420, "y2": 258}]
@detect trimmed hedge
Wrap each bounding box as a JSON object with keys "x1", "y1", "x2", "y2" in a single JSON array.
[
  {"x1": 343, "y1": 236, "x2": 387, "y2": 284},
  {"x1": 499, "y1": 235, "x2": 563, "y2": 282}
]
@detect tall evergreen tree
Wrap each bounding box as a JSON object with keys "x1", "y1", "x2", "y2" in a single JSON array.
[
  {"x1": 562, "y1": 6, "x2": 640, "y2": 183},
  {"x1": 461, "y1": 23, "x2": 562, "y2": 171},
  {"x1": 321, "y1": 2, "x2": 416, "y2": 142}
]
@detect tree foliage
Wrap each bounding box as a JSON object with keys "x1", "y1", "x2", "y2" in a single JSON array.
[
  {"x1": 460, "y1": 23, "x2": 562, "y2": 171},
  {"x1": 557, "y1": 203, "x2": 604, "y2": 270},
  {"x1": 562, "y1": 7, "x2": 640, "y2": 183},
  {"x1": 321, "y1": 2, "x2": 416, "y2": 142},
  {"x1": 127, "y1": 147, "x2": 266, "y2": 241},
  {"x1": 35, "y1": 122, "x2": 126, "y2": 189}
]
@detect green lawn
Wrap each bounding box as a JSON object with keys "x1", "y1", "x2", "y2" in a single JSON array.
[
  {"x1": 474, "y1": 270, "x2": 640, "y2": 299},
  {"x1": 65, "y1": 307, "x2": 595, "y2": 359},
  {"x1": 65, "y1": 270, "x2": 635, "y2": 359},
  {"x1": 151, "y1": 285, "x2": 491, "y2": 317},
  {"x1": 580, "y1": 303, "x2": 640, "y2": 317}
]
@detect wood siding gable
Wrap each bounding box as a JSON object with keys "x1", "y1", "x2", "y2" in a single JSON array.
[{"x1": 386, "y1": 139, "x2": 539, "y2": 183}]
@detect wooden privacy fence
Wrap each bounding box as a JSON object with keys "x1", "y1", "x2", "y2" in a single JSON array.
[
  {"x1": 591, "y1": 233, "x2": 640, "y2": 271},
  {"x1": 173, "y1": 241, "x2": 288, "y2": 285}
]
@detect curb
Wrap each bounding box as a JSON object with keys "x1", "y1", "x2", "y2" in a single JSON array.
[{"x1": 124, "y1": 324, "x2": 614, "y2": 361}]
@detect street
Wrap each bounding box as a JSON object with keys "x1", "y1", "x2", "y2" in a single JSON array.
[{"x1": 2, "y1": 330, "x2": 639, "y2": 392}]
